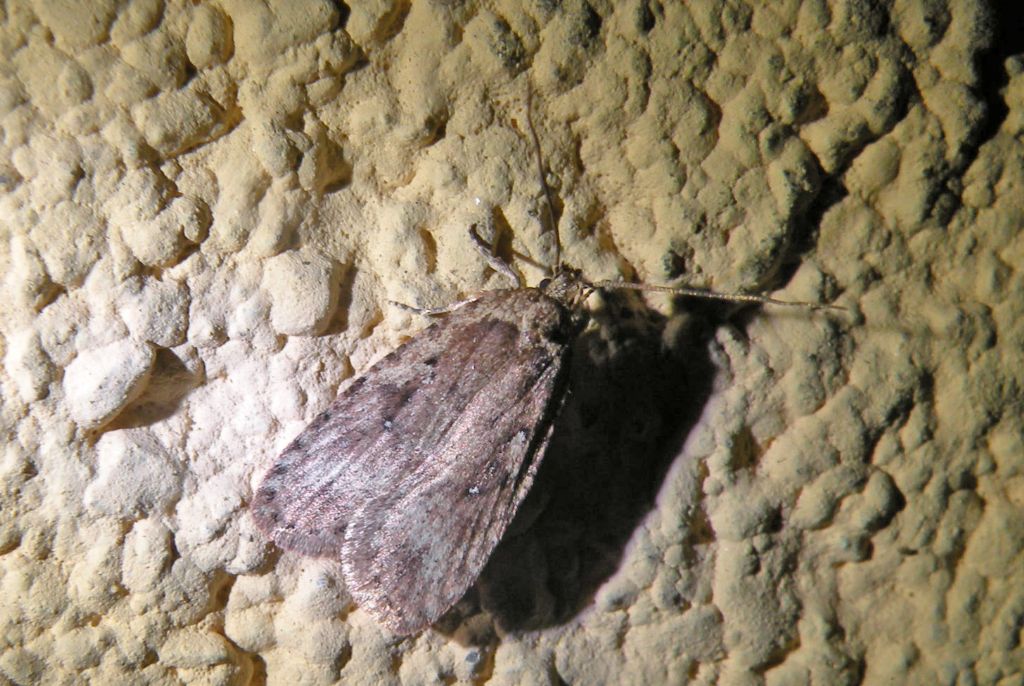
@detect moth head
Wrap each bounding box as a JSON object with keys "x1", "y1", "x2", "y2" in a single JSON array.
[{"x1": 539, "y1": 268, "x2": 593, "y2": 311}]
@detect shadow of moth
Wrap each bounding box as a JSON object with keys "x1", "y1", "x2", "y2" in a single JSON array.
[{"x1": 250, "y1": 90, "x2": 837, "y2": 636}]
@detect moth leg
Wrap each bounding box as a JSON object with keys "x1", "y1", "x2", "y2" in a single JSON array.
[
  {"x1": 468, "y1": 224, "x2": 523, "y2": 288},
  {"x1": 388, "y1": 219, "x2": 523, "y2": 317},
  {"x1": 390, "y1": 298, "x2": 477, "y2": 316}
]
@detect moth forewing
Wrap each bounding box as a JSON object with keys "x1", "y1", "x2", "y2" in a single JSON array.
[{"x1": 252, "y1": 284, "x2": 583, "y2": 635}]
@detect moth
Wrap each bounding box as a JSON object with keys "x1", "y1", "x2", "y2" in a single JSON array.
[
  {"x1": 250, "y1": 93, "x2": 835, "y2": 636},
  {"x1": 251, "y1": 258, "x2": 589, "y2": 635}
]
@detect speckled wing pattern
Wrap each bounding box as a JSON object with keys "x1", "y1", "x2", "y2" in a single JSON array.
[{"x1": 251, "y1": 287, "x2": 576, "y2": 634}]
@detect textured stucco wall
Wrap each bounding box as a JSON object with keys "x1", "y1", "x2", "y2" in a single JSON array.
[{"x1": 1, "y1": 1, "x2": 1021, "y2": 684}]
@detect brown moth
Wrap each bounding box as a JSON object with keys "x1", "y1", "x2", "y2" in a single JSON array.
[{"x1": 251, "y1": 268, "x2": 588, "y2": 635}]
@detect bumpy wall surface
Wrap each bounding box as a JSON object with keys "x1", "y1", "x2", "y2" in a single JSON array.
[{"x1": 1, "y1": 1, "x2": 1020, "y2": 684}]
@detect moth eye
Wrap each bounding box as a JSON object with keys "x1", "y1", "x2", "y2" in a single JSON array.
[{"x1": 539, "y1": 277, "x2": 552, "y2": 289}]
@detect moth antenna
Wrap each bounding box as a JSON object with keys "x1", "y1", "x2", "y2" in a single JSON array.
[
  {"x1": 591, "y1": 280, "x2": 845, "y2": 312},
  {"x1": 525, "y1": 83, "x2": 560, "y2": 274}
]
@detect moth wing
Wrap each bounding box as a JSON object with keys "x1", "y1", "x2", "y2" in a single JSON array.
[
  {"x1": 251, "y1": 298, "x2": 492, "y2": 556},
  {"x1": 341, "y1": 316, "x2": 570, "y2": 635},
  {"x1": 251, "y1": 289, "x2": 570, "y2": 566}
]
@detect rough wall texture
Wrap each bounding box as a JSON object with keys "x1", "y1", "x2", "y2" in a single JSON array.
[{"x1": 1, "y1": 0, "x2": 1020, "y2": 684}]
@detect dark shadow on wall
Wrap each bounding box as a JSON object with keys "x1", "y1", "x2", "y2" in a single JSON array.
[
  {"x1": 974, "y1": 0, "x2": 1024, "y2": 148},
  {"x1": 437, "y1": 290, "x2": 723, "y2": 636}
]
